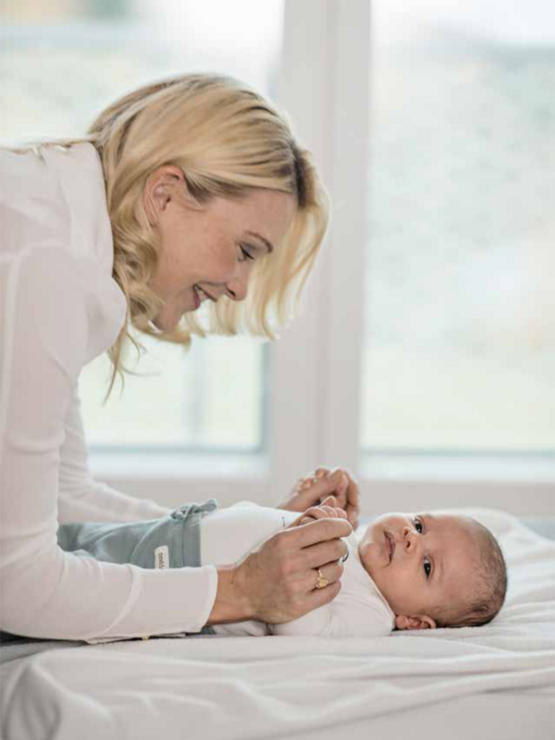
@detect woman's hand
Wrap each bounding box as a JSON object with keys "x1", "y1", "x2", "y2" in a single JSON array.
[
  {"x1": 278, "y1": 467, "x2": 360, "y2": 530},
  {"x1": 207, "y1": 516, "x2": 351, "y2": 626}
]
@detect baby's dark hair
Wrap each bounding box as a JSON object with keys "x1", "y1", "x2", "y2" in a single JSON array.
[{"x1": 433, "y1": 518, "x2": 508, "y2": 629}]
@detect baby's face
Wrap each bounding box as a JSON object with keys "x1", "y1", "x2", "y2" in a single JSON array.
[{"x1": 358, "y1": 512, "x2": 479, "y2": 629}]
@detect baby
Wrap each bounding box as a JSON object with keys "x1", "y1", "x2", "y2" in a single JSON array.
[
  {"x1": 57, "y1": 483, "x2": 507, "y2": 638},
  {"x1": 354, "y1": 507, "x2": 508, "y2": 632}
]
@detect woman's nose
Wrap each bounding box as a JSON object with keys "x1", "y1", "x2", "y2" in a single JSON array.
[{"x1": 226, "y1": 270, "x2": 250, "y2": 302}]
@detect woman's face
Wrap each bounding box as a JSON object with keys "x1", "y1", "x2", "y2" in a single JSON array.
[{"x1": 144, "y1": 166, "x2": 296, "y2": 331}]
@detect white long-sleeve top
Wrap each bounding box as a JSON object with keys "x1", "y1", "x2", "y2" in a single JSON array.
[
  {"x1": 201, "y1": 503, "x2": 395, "y2": 638},
  {"x1": 0, "y1": 143, "x2": 218, "y2": 642}
]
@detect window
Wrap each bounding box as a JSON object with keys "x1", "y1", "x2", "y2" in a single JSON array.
[
  {"x1": 2, "y1": 0, "x2": 552, "y2": 514},
  {"x1": 272, "y1": 0, "x2": 554, "y2": 514},
  {"x1": 361, "y1": 0, "x2": 555, "y2": 462},
  {"x1": 80, "y1": 335, "x2": 267, "y2": 452},
  {"x1": 1, "y1": 0, "x2": 283, "y2": 458}
]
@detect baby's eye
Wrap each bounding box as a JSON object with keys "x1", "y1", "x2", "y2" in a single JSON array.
[
  {"x1": 414, "y1": 517, "x2": 423, "y2": 534},
  {"x1": 424, "y1": 559, "x2": 431, "y2": 579}
]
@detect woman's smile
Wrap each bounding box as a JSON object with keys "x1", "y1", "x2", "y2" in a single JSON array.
[{"x1": 193, "y1": 284, "x2": 216, "y2": 309}]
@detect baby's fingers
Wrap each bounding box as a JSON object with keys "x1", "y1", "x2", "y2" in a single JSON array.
[
  {"x1": 304, "y1": 505, "x2": 347, "y2": 522},
  {"x1": 293, "y1": 507, "x2": 334, "y2": 527},
  {"x1": 306, "y1": 506, "x2": 337, "y2": 520},
  {"x1": 300, "y1": 516, "x2": 315, "y2": 525},
  {"x1": 292, "y1": 507, "x2": 327, "y2": 527},
  {"x1": 319, "y1": 496, "x2": 348, "y2": 520}
]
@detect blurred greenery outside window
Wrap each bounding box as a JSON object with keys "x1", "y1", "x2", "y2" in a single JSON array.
[{"x1": 0, "y1": 0, "x2": 284, "y2": 453}]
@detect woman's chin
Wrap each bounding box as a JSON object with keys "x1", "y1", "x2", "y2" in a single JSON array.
[
  {"x1": 152, "y1": 297, "x2": 198, "y2": 331},
  {"x1": 152, "y1": 311, "x2": 181, "y2": 332}
]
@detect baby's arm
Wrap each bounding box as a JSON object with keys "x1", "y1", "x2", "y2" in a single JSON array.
[
  {"x1": 272, "y1": 503, "x2": 394, "y2": 638},
  {"x1": 271, "y1": 597, "x2": 392, "y2": 638},
  {"x1": 270, "y1": 538, "x2": 391, "y2": 639},
  {"x1": 269, "y1": 500, "x2": 354, "y2": 637}
]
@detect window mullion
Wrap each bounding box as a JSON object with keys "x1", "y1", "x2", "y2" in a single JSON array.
[
  {"x1": 319, "y1": 0, "x2": 371, "y2": 474},
  {"x1": 268, "y1": 0, "x2": 371, "y2": 501}
]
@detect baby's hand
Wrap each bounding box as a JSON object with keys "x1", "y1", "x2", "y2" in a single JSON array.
[
  {"x1": 293, "y1": 467, "x2": 360, "y2": 529},
  {"x1": 279, "y1": 466, "x2": 360, "y2": 529},
  {"x1": 291, "y1": 497, "x2": 351, "y2": 564},
  {"x1": 293, "y1": 496, "x2": 349, "y2": 526}
]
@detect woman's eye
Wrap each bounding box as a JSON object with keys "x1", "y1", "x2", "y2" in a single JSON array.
[
  {"x1": 239, "y1": 245, "x2": 255, "y2": 261},
  {"x1": 424, "y1": 560, "x2": 431, "y2": 579},
  {"x1": 414, "y1": 518, "x2": 423, "y2": 534}
]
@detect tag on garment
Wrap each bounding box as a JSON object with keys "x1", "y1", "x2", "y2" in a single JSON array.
[{"x1": 154, "y1": 545, "x2": 170, "y2": 569}]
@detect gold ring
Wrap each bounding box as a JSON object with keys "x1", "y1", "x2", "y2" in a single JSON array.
[{"x1": 315, "y1": 568, "x2": 329, "y2": 589}]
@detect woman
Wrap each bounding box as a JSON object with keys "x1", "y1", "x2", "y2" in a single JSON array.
[{"x1": 0, "y1": 74, "x2": 359, "y2": 642}]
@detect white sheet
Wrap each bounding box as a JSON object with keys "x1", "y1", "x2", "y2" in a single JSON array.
[{"x1": 1, "y1": 508, "x2": 554, "y2": 740}]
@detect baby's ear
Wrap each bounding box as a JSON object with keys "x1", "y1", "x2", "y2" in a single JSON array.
[{"x1": 394, "y1": 614, "x2": 437, "y2": 631}]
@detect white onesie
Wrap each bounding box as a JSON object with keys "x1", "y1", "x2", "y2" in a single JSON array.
[{"x1": 200, "y1": 502, "x2": 395, "y2": 638}]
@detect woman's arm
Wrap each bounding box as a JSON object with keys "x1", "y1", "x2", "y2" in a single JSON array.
[
  {"x1": 0, "y1": 247, "x2": 215, "y2": 641},
  {"x1": 1, "y1": 247, "x2": 350, "y2": 640}
]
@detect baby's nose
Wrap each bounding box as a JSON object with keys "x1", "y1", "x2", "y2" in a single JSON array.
[{"x1": 402, "y1": 526, "x2": 417, "y2": 550}]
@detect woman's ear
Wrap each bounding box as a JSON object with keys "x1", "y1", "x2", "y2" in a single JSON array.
[
  {"x1": 142, "y1": 165, "x2": 192, "y2": 224},
  {"x1": 394, "y1": 614, "x2": 437, "y2": 631}
]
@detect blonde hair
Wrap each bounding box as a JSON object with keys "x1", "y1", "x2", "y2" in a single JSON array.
[{"x1": 79, "y1": 73, "x2": 329, "y2": 399}]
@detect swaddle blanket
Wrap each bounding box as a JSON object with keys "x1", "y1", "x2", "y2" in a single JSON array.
[{"x1": 1, "y1": 507, "x2": 554, "y2": 740}]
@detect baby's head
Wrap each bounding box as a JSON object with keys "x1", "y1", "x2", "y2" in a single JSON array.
[{"x1": 357, "y1": 511, "x2": 507, "y2": 630}]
